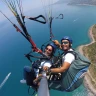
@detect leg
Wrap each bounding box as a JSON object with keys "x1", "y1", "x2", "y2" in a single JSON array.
[
  {"x1": 20, "y1": 66, "x2": 32, "y2": 84},
  {"x1": 23, "y1": 66, "x2": 32, "y2": 80},
  {"x1": 24, "y1": 66, "x2": 36, "y2": 86}
]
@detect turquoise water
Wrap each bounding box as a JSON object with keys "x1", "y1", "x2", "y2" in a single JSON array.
[{"x1": 0, "y1": 3, "x2": 96, "y2": 96}]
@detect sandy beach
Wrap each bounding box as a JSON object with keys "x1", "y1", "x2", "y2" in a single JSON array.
[{"x1": 78, "y1": 25, "x2": 96, "y2": 96}]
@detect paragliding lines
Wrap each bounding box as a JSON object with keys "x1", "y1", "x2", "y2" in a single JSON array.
[
  {"x1": 1, "y1": 0, "x2": 43, "y2": 54},
  {"x1": 40, "y1": 0, "x2": 64, "y2": 41},
  {"x1": 40, "y1": 0, "x2": 54, "y2": 41},
  {"x1": 0, "y1": 10, "x2": 28, "y2": 41}
]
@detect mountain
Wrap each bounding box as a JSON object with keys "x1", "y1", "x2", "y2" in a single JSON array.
[
  {"x1": 56, "y1": 0, "x2": 96, "y2": 5},
  {"x1": 68, "y1": 0, "x2": 96, "y2": 5},
  {"x1": 55, "y1": 0, "x2": 72, "y2": 4}
]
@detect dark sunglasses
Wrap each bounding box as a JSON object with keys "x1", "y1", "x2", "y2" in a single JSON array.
[
  {"x1": 61, "y1": 42, "x2": 69, "y2": 44},
  {"x1": 45, "y1": 47, "x2": 52, "y2": 52}
]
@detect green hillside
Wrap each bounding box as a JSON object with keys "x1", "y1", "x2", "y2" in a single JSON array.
[{"x1": 83, "y1": 24, "x2": 96, "y2": 88}]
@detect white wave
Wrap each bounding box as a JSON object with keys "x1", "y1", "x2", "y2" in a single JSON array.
[{"x1": 0, "y1": 72, "x2": 11, "y2": 89}]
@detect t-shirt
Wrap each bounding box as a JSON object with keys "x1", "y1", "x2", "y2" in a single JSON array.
[
  {"x1": 40, "y1": 60, "x2": 51, "y2": 67},
  {"x1": 62, "y1": 49, "x2": 75, "y2": 64}
]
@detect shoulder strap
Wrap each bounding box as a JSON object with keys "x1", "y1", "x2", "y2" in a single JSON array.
[
  {"x1": 63, "y1": 50, "x2": 76, "y2": 59},
  {"x1": 66, "y1": 50, "x2": 91, "y2": 64}
]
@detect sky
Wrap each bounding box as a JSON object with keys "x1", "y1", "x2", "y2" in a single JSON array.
[{"x1": 0, "y1": 0, "x2": 59, "y2": 22}]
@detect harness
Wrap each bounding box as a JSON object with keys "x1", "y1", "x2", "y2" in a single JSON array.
[{"x1": 48, "y1": 50, "x2": 91, "y2": 92}]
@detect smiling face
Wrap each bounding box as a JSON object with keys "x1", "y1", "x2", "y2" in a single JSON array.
[
  {"x1": 61, "y1": 40, "x2": 70, "y2": 51},
  {"x1": 44, "y1": 45, "x2": 53, "y2": 56}
]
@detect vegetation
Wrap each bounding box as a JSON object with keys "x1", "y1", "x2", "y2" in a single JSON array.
[{"x1": 82, "y1": 24, "x2": 96, "y2": 87}]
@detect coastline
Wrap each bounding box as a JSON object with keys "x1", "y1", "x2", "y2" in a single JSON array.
[
  {"x1": 77, "y1": 25, "x2": 95, "y2": 54},
  {"x1": 69, "y1": 4, "x2": 96, "y2": 6},
  {"x1": 78, "y1": 25, "x2": 96, "y2": 96}
]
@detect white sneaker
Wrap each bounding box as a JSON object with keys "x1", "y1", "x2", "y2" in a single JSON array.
[{"x1": 20, "y1": 79, "x2": 26, "y2": 84}]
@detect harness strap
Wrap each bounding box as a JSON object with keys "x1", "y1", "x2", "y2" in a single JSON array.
[{"x1": 26, "y1": 15, "x2": 46, "y2": 24}]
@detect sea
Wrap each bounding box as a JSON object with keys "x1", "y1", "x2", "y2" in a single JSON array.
[{"x1": 0, "y1": 2, "x2": 96, "y2": 96}]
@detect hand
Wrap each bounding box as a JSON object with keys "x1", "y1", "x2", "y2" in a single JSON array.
[
  {"x1": 33, "y1": 74, "x2": 42, "y2": 85},
  {"x1": 43, "y1": 66, "x2": 49, "y2": 71},
  {"x1": 33, "y1": 78, "x2": 38, "y2": 83},
  {"x1": 43, "y1": 66, "x2": 52, "y2": 74},
  {"x1": 52, "y1": 40, "x2": 60, "y2": 46}
]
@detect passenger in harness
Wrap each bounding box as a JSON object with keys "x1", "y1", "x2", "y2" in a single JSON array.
[
  {"x1": 44, "y1": 36, "x2": 91, "y2": 92},
  {"x1": 20, "y1": 43, "x2": 57, "y2": 89}
]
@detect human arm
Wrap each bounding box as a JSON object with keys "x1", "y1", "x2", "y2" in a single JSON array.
[
  {"x1": 33, "y1": 66, "x2": 50, "y2": 83},
  {"x1": 43, "y1": 60, "x2": 71, "y2": 73},
  {"x1": 52, "y1": 40, "x2": 62, "y2": 49},
  {"x1": 48, "y1": 53, "x2": 75, "y2": 73},
  {"x1": 50, "y1": 62, "x2": 70, "y2": 73}
]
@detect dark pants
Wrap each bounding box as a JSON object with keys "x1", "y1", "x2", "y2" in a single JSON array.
[
  {"x1": 23, "y1": 66, "x2": 36, "y2": 86},
  {"x1": 23, "y1": 66, "x2": 32, "y2": 79}
]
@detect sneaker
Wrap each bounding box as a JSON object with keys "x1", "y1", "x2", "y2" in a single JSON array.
[{"x1": 20, "y1": 79, "x2": 26, "y2": 84}]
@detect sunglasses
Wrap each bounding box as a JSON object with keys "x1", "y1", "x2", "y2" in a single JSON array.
[
  {"x1": 45, "y1": 47, "x2": 52, "y2": 52},
  {"x1": 61, "y1": 42, "x2": 69, "y2": 44}
]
